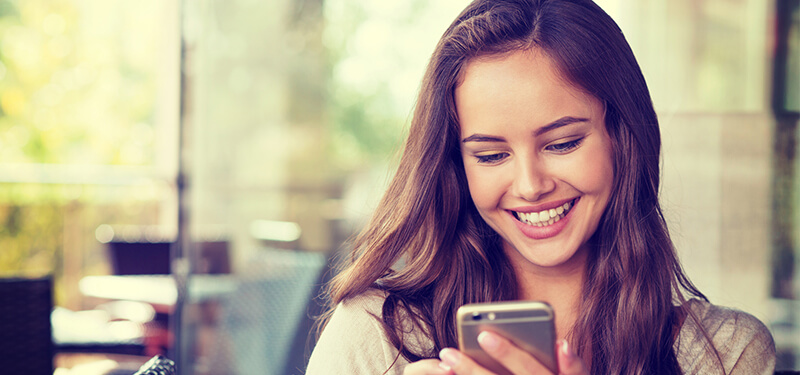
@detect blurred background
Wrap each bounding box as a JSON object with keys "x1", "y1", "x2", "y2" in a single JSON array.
[{"x1": 0, "y1": 0, "x2": 797, "y2": 374}]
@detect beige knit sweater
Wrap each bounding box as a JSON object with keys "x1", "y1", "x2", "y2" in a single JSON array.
[{"x1": 307, "y1": 290, "x2": 775, "y2": 374}]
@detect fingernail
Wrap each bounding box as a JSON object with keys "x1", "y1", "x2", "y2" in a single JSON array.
[
  {"x1": 559, "y1": 339, "x2": 574, "y2": 359},
  {"x1": 439, "y1": 348, "x2": 461, "y2": 367},
  {"x1": 478, "y1": 331, "x2": 500, "y2": 352},
  {"x1": 438, "y1": 361, "x2": 452, "y2": 372}
]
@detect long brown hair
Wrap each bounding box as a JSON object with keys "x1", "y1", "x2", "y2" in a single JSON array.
[{"x1": 321, "y1": 0, "x2": 709, "y2": 373}]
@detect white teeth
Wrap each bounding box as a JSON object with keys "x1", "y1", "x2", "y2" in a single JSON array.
[
  {"x1": 540, "y1": 210, "x2": 550, "y2": 221},
  {"x1": 514, "y1": 199, "x2": 575, "y2": 227}
]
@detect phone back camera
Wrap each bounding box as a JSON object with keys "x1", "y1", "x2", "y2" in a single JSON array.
[{"x1": 471, "y1": 312, "x2": 482, "y2": 321}]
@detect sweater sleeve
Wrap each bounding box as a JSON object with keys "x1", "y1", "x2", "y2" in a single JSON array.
[
  {"x1": 725, "y1": 309, "x2": 776, "y2": 375},
  {"x1": 676, "y1": 299, "x2": 776, "y2": 375},
  {"x1": 306, "y1": 291, "x2": 407, "y2": 375}
]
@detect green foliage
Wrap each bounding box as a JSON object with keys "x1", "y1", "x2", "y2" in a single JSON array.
[
  {"x1": 0, "y1": 0, "x2": 167, "y2": 306},
  {"x1": 0, "y1": 202, "x2": 62, "y2": 276},
  {"x1": 0, "y1": 0, "x2": 159, "y2": 166},
  {"x1": 323, "y1": 0, "x2": 468, "y2": 170},
  {"x1": 0, "y1": 0, "x2": 17, "y2": 19}
]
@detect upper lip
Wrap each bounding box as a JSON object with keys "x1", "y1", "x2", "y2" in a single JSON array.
[{"x1": 507, "y1": 197, "x2": 577, "y2": 213}]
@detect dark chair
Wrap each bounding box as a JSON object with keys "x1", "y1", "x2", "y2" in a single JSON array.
[
  {"x1": 283, "y1": 252, "x2": 334, "y2": 375},
  {"x1": 195, "y1": 241, "x2": 231, "y2": 274},
  {"x1": 108, "y1": 241, "x2": 172, "y2": 275},
  {"x1": 0, "y1": 277, "x2": 54, "y2": 375},
  {"x1": 133, "y1": 355, "x2": 176, "y2": 375},
  {"x1": 107, "y1": 239, "x2": 231, "y2": 275},
  {"x1": 208, "y1": 248, "x2": 326, "y2": 375}
]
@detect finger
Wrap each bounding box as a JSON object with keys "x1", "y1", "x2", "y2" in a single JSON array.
[
  {"x1": 476, "y1": 331, "x2": 552, "y2": 375},
  {"x1": 403, "y1": 358, "x2": 455, "y2": 375},
  {"x1": 556, "y1": 340, "x2": 590, "y2": 375},
  {"x1": 439, "y1": 348, "x2": 494, "y2": 375}
]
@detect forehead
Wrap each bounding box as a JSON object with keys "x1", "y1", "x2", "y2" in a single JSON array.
[
  {"x1": 455, "y1": 49, "x2": 603, "y2": 134},
  {"x1": 458, "y1": 49, "x2": 568, "y2": 90}
]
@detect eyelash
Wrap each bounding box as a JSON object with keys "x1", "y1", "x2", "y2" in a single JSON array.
[
  {"x1": 475, "y1": 153, "x2": 509, "y2": 164},
  {"x1": 546, "y1": 138, "x2": 584, "y2": 153},
  {"x1": 473, "y1": 138, "x2": 584, "y2": 164}
]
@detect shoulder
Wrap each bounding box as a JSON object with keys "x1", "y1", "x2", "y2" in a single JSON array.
[
  {"x1": 306, "y1": 289, "x2": 432, "y2": 375},
  {"x1": 307, "y1": 290, "x2": 402, "y2": 374},
  {"x1": 333, "y1": 288, "x2": 389, "y2": 321},
  {"x1": 675, "y1": 299, "x2": 776, "y2": 375}
]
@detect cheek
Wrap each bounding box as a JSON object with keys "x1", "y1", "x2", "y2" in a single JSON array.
[
  {"x1": 556, "y1": 141, "x2": 614, "y2": 196},
  {"x1": 574, "y1": 144, "x2": 614, "y2": 196},
  {"x1": 583, "y1": 162, "x2": 613, "y2": 193}
]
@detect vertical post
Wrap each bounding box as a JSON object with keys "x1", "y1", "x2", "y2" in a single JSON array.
[
  {"x1": 771, "y1": 0, "x2": 800, "y2": 369},
  {"x1": 170, "y1": 0, "x2": 193, "y2": 372},
  {"x1": 770, "y1": 0, "x2": 799, "y2": 299}
]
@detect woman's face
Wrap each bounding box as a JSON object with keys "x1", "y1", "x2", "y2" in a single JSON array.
[{"x1": 456, "y1": 49, "x2": 614, "y2": 273}]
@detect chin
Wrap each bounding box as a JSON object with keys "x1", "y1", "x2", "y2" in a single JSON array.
[{"x1": 503, "y1": 238, "x2": 585, "y2": 270}]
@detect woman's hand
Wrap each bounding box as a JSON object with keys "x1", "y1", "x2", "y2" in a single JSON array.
[
  {"x1": 436, "y1": 332, "x2": 589, "y2": 375},
  {"x1": 403, "y1": 359, "x2": 455, "y2": 375}
]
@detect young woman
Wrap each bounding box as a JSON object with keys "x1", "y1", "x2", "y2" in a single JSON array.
[{"x1": 307, "y1": 0, "x2": 776, "y2": 374}]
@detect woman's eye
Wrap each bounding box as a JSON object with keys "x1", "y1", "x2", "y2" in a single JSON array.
[
  {"x1": 546, "y1": 138, "x2": 583, "y2": 153},
  {"x1": 475, "y1": 153, "x2": 508, "y2": 164}
]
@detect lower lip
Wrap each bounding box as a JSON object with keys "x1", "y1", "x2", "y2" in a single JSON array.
[{"x1": 510, "y1": 199, "x2": 576, "y2": 240}]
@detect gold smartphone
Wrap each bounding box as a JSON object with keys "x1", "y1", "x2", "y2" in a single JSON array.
[{"x1": 456, "y1": 301, "x2": 558, "y2": 375}]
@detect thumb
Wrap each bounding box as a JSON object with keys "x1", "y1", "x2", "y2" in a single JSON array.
[{"x1": 557, "y1": 340, "x2": 589, "y2": 375}]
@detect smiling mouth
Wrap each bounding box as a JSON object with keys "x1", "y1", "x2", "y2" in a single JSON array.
[{"x1": 513, "y1": 199, "x2": 576, "y2": 227}]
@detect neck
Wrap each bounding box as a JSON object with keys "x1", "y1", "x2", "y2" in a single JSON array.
[{"x1": 510, "y1": 248, "x2": 587, "y2": 340}]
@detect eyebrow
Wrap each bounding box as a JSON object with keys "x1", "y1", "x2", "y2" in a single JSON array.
[
  {"x1": 534, "y1": 116, "x2": 590, "y2": 136},
  {"x1": 461, "y1": 116, "x2": 590, "y2": 143},
  {"x1": 461, "y1": 134, "x2": 506, "y2": 143}
]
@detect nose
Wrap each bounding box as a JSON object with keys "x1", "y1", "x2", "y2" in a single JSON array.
[{"x1": 511, "y1": 156, "x2": 555, "y2": 202}]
